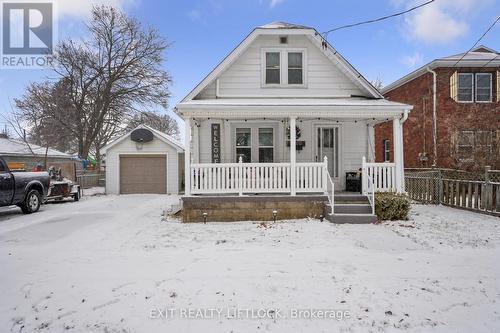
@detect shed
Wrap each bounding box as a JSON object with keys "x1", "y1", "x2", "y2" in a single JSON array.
[{"x1": 102, "y1": 125, "x2": 184, "y2": 195}]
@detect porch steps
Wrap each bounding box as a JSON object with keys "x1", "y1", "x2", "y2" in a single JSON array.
[{"x1": 325, "y1": 193, "x2": 377, "y2": 224}]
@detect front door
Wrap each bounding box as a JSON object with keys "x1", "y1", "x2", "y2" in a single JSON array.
[{"x1": 316, "y1": 127, "x2": 340, "y2": 186}]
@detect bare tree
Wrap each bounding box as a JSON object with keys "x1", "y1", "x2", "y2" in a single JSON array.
[
  {"x1": 16, "y1": 6, "x2": 171, "y2": 161},
  {"x1": 370, "y1": 77, "x2": 384, "y2": 91},
  {"x1": 126, "y1": 111, "x2": 180, "y2": 138}
]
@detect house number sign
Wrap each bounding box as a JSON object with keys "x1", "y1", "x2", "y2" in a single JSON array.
[{"x1": 211, "y1": 123, "x2": 221, "y2": 163}]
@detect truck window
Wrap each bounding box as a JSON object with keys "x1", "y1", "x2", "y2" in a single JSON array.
[{"x1": 0, "y1": 160, "x2": 7, "y2": 173}]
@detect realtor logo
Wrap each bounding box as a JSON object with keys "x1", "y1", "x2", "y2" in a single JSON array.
[{"x1": 1, "y1": 0, "x2": 56, "y2": 68}]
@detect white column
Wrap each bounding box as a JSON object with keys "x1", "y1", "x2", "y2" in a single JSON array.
[
  {"x1": 399, "y1": 119, "x2": 406, "y2": 192},
  {"x1": 290, "y1": 116, "x2": 296, "y2": 196},
  {"x1": 393, "y1": 118, "x2": 402, "y2": 193},
  {"x1": 367, "y1": 124, "x2": 375, "y2": 162},
  {"x1": 184, "y1": 117, "x2": 192, "y2": 196}
]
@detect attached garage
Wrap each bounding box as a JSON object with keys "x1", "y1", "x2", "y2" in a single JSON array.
[{"x1": 102, "y1": 125, "x2": 184, "y2": 195}]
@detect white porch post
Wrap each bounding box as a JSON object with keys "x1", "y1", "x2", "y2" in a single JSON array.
[
  {"x1": 290, "y1": 116, "x2": 296, "y2": 196},
  {"x1": 184, "y1": 117, "x2": 192, "y2": 196},
  {"x1": 393, "y1": 117, "x2": 403, "y2": 193}
]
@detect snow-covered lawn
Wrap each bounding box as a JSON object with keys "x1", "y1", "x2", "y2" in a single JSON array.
[{"x1": 0, "y1": 194, "x2": 499, "y2": 333}]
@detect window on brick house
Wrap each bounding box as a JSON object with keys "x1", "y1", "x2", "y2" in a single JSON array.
[
  {"x1": 475, "y1": 131, "x2": 493, "y2": 151},
  {"x1": 475, "y1": 73, "x2": 492, "y2": 102},
  {"x1": 383, "y1": 139, "x2": 390, "y2": 162},
  {"x1": 458, "y1": 73, "x2": 474, "y2": 102},
  {"x1": 456, "y1": 130, "x2": 475, "y2": 160}
]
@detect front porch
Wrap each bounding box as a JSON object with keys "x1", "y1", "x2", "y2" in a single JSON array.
[{"x1": 178, "y1": 100, "x2": 410, "y2": 222}]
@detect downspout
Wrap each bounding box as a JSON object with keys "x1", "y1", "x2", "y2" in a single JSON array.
[{"x1": 426, "y1": 67, "x2": 437, "y2": 167}]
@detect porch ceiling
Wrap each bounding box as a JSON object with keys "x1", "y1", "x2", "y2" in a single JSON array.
[{"x1": 176, "y1": 98, "x2": 412, "y2": 120}]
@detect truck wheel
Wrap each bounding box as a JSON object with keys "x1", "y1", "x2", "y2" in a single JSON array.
[
  {"x1": 73, "y1": 191, "x2": 80, "y2": 202},
  {"x1": 21, "y1": 190, "x2": 42, "y2": 214}
]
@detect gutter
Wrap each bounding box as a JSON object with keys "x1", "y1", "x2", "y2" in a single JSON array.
[{"x1": 426, "y1": 67, "x2": 438, "y2": 167}]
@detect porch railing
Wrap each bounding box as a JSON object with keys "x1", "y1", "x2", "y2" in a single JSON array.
[
  {"x1": 189, "y1": 157, "x2": 329, "y2": 195},
  {"x1": 362, "y1": 159, "x2": 397, "y2": 192}
]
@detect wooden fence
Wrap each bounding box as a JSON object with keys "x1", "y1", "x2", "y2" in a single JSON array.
[
  {"x1": 405, "y1": 168, "x2": 500, "y2": 216},
  {"x1": 76, "y1": 171, "x2": 105, "y2": 189}
]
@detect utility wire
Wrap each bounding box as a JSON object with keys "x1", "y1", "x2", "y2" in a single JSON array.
[
  {"x1": 321, "y1": 0, "x2": 435, "y2": 35},
  {"x1": 451, "y1": 16, "x2": 500, "y2": 68}
]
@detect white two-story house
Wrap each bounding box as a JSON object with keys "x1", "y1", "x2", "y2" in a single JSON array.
[{"x1": 176, "y1": 22, "x2": 412, "y2": 223}]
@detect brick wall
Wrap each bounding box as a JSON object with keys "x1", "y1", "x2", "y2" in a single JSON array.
[{"x1": 376, "y1": 67, "x2": 500, "y2": 171}]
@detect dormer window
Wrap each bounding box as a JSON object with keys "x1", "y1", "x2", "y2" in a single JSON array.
[
  {"x1": 262, "y1": 48, "x2": 306, "y2": 87},
  {"x1": 265, "y1": 52, "x2": 281, "y2": 84}
]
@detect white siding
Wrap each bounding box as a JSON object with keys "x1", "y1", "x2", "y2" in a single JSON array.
[
  {"x1": 195, "y1": 35, "x2": 365, "y2": 99},
  {"x1": 194, "y1": 82, "x2": 216, "y2": 99},
  {"x1": 194, "y1": 119, "x2": 370, "y2": 190},
  {"x1": 105, "y1": 135, "x2": 180, "y2": 195}
]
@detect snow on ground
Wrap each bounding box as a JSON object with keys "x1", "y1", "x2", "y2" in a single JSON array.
[
  {"x1": 0, "y1": 196, "x2": 499, "y2": 333},
  {"x1": 82, "y1": 187, "x2": 106, "y2": 197}
]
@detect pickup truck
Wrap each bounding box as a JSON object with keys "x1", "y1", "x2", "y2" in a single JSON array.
[{"x1": 0, "y1": 157, "x2": 50, "y2": 214}]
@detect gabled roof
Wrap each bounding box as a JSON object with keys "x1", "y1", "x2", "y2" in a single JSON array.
[
  {"x1": 0, "y1": 137, "x2": 74, "y2": 158},
  {"x1": 383, "y1": 45, "x2": 500, "y2": 94},
  {"x1": 101, "y1": 125, "x2": 184, "y2": 153},
  {"x1": 178, "y1": 22, "x2": 383, "y2": 105},
  {"x1": 258, "y1": 21, "x2": 313, "y2": 29}
]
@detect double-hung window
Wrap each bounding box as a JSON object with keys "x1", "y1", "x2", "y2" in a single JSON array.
[
  {"x1": 258, "y1": 128, "x2": 274, "y2": 162},
  {"x1": 458, "y1": 73, "x2": 473, "y2": 102},
  {"x1": 236, "y1": 128, "x2": 252, "y2": 162},
  {"x1": 265, "y1": 52, "x2": 281, "y2": 84},
  {"x1": 263, "y1": 49, "x2": 305, "y2": 86},
  {"x1": 475, "y1": 73, "x2": 492, "y2": 102},
  {"x1": 287, "y1": 52, "x2": 303, "y2": 84},
  {"x1": 383, "y1": 139, "x2": 390, "y2": 162}
]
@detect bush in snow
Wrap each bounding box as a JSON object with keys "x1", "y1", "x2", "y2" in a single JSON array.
[{"x1": 375, "y1": 193, "x2": 411, "y2": 221}]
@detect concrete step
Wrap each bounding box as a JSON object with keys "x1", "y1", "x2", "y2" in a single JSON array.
[
  {"x1": 334, "y1": 204, "x2": 373, "y2": 214},
  {"x1": 326, "y1": 213, "x2": 377, "y2": 224},
  {"x1": 335, "y1": 194, "x2": 368, "y2": 203}
]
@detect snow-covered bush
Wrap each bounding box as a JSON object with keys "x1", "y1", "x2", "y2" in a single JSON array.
[{"x1": 375, "y1": 192, "x2": 411, "y2": 221}]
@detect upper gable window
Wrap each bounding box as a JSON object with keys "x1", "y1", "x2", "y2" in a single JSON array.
[
  {"x1": 475, "y1": 73, "x2": 492, "y2": 102},
  {"x1": 458, "y1": 73, "x2": 473, "y2": 102},
  {"x1": 265, "y1": 52, "x2": 281, "y2": 84},
  {"x1": 262, "y1": 49, "x2": 306, "y2": 87},
  {"x1": 288, "y1": 52, "x2": 303, "y2": 85}
]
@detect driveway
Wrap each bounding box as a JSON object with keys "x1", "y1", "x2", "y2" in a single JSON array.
[{"x1": 0, "y1": 194, "x2": 499, "y2": 333}]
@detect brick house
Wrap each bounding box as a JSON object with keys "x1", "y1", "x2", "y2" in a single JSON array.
[{"x1": 375, "y1": 46, "x2": 500, "y2": 171}]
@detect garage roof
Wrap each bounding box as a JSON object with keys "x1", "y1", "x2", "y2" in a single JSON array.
[{"x1": 101, "y1": 125, "x2": 184, "y2": 153}]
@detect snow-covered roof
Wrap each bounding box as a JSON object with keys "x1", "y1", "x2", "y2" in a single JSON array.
[
  {"x1": 383, "y1": 45, "x2": 500, "y2": 94},
  {"x1": 258, "y1": 22, "x2": 313, "y2": 30},
  {"x1": 0, "y1": 137, "x2": 73, "y2": 158},
  {"x1": 180, "y1": 98, "x2": 411, "y2": 108},
  {"x1": 101, "y1": 125, "x2": 184, "y2": 153}
]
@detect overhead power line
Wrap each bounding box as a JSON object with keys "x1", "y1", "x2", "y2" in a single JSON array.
[
  {"x1": 321, "y1": 0, "x2": 435, "y2": 35},
  {"x1": 451, "y1": 15, "x2": 500, "y2": 68}
]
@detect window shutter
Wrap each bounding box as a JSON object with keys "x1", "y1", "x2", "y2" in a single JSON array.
[
  {"x1": 497, "y1": 71, "x2": 500, "y2": 102},
  {"x1": 450, "y1": 71, "x2": 458, "y2": 101}
]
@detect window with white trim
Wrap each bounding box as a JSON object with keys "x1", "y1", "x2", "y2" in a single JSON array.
[
  {"x1": 475, "y1": 73, "x2": 492, "y2": 102},
  {"x1": 262, "y1": 49, "x2": 306, "y2": 86},
  {"x1": 265, "y1": 52, "x2": 280, "y2": 84},
  {"x1": 236, "y1": 128, "x2": 251, "y2": 162},
  {"x1": 458, "y1": 73, "x2": 473, "y2": 102},
  {"x1": 383, "y1": 139, "x2": 390, "y2": 162},
  {"x1": 258, "y1": 128, "x2": 274, "y2": 162},
  {"x1": 288, "y1": 52, "x2": 303, "y2": 84}
]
